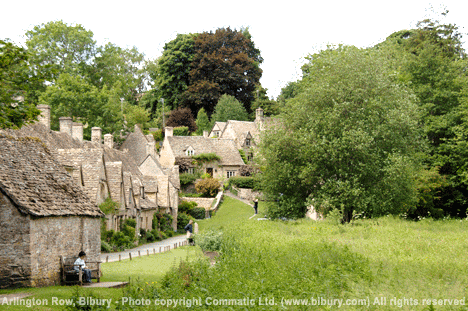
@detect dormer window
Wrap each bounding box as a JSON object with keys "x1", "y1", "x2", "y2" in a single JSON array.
[
  {"x1": 245, "y1": 139, "x2": 251, "y2": 146},
  {"x1": 186, "y1": 146, "x2": 195, "y2": 156}
]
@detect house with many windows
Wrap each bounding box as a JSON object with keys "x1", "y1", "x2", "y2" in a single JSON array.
[{"x1": 159, "y1": 128, "x2": 245, "y2": 181}]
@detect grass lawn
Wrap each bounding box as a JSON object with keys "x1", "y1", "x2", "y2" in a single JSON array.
[{"x1": 2, "y1": 195, "x2": 468, "y2": 310}]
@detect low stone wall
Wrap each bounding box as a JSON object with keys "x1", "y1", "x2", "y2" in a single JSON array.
[
  {"x1": 181, "y1": 197, "x2": 215, "y2": 209},
  {"x1": 232, "y1": 186, "x2": 263, "y2": 202}
]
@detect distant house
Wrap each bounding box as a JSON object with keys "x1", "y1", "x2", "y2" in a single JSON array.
[
  {"x1": 159, "y1": 128, "x2": 245, "y2": 180},
  {"x1": 0, "y1": 135, "x2": 103, "y2": 288},
  {"x1": 211, "y1": 108, "x2": 267, "y2": 162}
]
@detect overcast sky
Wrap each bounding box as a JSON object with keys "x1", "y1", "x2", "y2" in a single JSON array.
[{"x1": 2, "y1": 0, "x2": 468, "y2": 99}]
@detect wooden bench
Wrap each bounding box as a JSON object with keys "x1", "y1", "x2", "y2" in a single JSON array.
[{"x1": 60, "y1": 256, "x2": 101, "y2": 286}]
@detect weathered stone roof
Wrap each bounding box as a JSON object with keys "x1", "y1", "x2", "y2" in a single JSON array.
[
  {"x1": 221, "y1": 120, "x2": 261, "y2": 142},
  {"x1": 0, "y1": 135, "x2": 103, "y2": 217},
  {"x1": 166, "y1": 136, "x2": 244, "y2": 166},
  {"x1": 119, "y1": 125, "x2": 150, "y2": 166}
]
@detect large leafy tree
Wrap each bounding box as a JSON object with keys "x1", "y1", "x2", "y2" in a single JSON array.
[
  {"x1": 211, "y1": 94, "x2": 249, "y2": 123},
  {"x1": 151, "y1": 34, "x2": 196, "y2": 110},
  {"x1": 380, "y1": 14, "x2": 468, "y2": 216},
  {"x1": 25, "y1": 20, "x2": 96, "y2": 80},
  {"x1": 259, "y1": 46, "x2": 425, "y2": 221},
  {"x1": 0, "y1": 40, "x2": 41, "y2": 128},
  {"x1": 38, "y1": 73, "x2": 123, "y2": 139},
  {"x1": 183, "y1": 27, "x2": 263, "y2": 115}
]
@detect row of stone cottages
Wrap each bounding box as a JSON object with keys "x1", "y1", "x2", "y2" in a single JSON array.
[{"x1": 0, "y1": 104, "x2": 180, "y2": 288}]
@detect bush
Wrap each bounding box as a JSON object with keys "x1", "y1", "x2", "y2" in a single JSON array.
[
  {"x1": 151, "y1": 128, "x2": 164, "y2": 141},
  {"x1": 228, "y1": 176, "x2": 256, "y2": 189},
  {"x1": 179, "y1": 200, "x2": 198, "y2": 213},
  {"x1": 179, "y1": 173, "x2": 198, "y2": 188},
  {"x1": 188, "y1": 207, "x2": 206, "y2": 219},
  {"x1": 195, "y1": 178, "x2": 221, "y2": 197},
  {"x1": 101, "y1": 240, "x2": 112, "y2": 252},
  {"x1": 195, "y1": 230, "x2": 223, "y2": 252},
  {"x1": 121, "y1": 225, "x2": 136, "y2": 241},
  {"x1": 177, "y1": 212, "x2": 194, "y2": 231}
]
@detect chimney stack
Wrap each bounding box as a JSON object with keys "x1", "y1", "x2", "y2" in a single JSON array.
[
  {"x1": 37, "y1": 105, "x2": 51, "y2": 129},
  {"x1": 104, "y1": 133, "x2": 114, "y2": 149},
  {"x1": 165, "y1": 127, "x2": 173, "y2": 137},
  {"x1": 91, "y1": 127, "x2": 102, "y2": 144},
  {"x1": 72, "y1": 123, "x2": 83, "y2": 142},
  {"x1": 59, "y1": 117, "x2": 73, "y2": 136}
]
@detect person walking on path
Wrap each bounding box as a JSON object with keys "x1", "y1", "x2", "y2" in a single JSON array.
[
  {"x1": 253, "y1": 199, "x2": 258, "y2": 214},
  {"x1": 184, "y1": 219, "x2": 194, "y2": 246}
]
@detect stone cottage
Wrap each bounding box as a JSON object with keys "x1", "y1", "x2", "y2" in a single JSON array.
[
  {"x1": 0, "y1": 135, "x2": 103, "y2": 288},
  {"x1": 159, "y1": 127, "x2": 245, "y2": 181},
  {"x1": 2, "y1": 105, "x2": 179, "y2": 232}
]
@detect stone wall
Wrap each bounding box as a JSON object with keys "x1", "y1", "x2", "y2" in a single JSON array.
[
  {"x1": 29, "y1": 216, "x2": 101, "y2": 287},
  {"x1": 232, "y1": 186, "x2": 263, "y2": 201},
  {"x1": 181, "y1": 197, "x2": 215, "y2": 209},
  {"x1": 0, "y1": 192, "x2": 31, "y2": 288}
]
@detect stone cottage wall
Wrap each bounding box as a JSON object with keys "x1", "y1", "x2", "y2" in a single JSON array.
[
  {"x1": 181, "y1": 197, "x2": 215, "y2": 209},
  {"x1": 0, "y1": 192, "x2": 31, "y2": 288},
  {"x1": 29, "y1": 216, "x2": 101, "y2": 287}
]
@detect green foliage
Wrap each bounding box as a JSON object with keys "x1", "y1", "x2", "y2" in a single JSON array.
[
  {"x1": 192, "y1": 152, "x2": 220, "y2": 164},
  {"x1": 172, "y1": 126, "x2": 189, "y2": 136},
  {"x1": 194, "y1": 107, "x2": 211, "y2": 135},
  {"x1": 260, "y1": 45, "x2": 424, "y2": 221},
  {"x1": 228, "y1": 176, "x2": 256, "y2": 189},
  {"x1": 151, "y1": 33, "x2": 196, "y2": 110},
  {"x1": 179, "y1": 173, "x2": 198, "y2": 187},
  {"x1": 177, "y1": 212, "x2": 194, "y2": 231},
  {"x1": 195, "y1": 178, "x2": 221, "y2": 197},
  {"x1": 211, "y1": 94, "x2": 249, "y2": 123},
  {"x1": 251, "y1": 84, "x2": 279, "y2": 116},
  {"x1": 194, "y1": 230, "x2": 223, "y2": 252},
  {"x1": 123, "y1": 218, "x2": 136, "y2": 228},
  {"x1": 98, "y1": 197, "x2": 119, "y2": 214},
  {"x1": 188, "y1": 207, "x2": 206, "y2": 219},
  {"x1": 150, "y1": 128, "x2": 164, "y2": 141},
  {"x1": 178, "y1": 200, "x2": 198, "y2": 213},
  {"x1": 238, "y1": 149, "x2": 247, "y2": 163},
  {"x1": 0, "y1": 40, "x2": 42, "y2": 129}
]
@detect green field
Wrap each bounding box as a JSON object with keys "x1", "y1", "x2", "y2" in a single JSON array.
[{"x1": 1, "y1": 196, "x2": 468, "y2": 310}]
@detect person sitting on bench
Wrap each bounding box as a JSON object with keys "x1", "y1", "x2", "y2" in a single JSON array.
[{"x1": 74, "y1": 251, "x2": 92, "y2": 283}]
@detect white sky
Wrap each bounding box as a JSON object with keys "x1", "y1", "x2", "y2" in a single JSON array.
[{"x1": 2, "y1": 0, "x2": 468, "y2": 99}]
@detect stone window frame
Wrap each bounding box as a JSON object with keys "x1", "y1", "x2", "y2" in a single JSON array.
[{"x1": 227, "y1": 171, "x2": 236, "y2": 178}]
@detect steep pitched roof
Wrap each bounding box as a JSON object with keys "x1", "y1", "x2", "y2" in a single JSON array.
[
  {"x1": 221, "y1": 120, "x2": 261, "y2": 143},
  {"x1": 165, "y1": 136, "x2": 244, "y2": 166},
  {"x1": 0, "y1": 135, "x2": 103, "y2": 217},
  {"x1": 119, "y1": 125, "x2": 151, "y2": 166}
]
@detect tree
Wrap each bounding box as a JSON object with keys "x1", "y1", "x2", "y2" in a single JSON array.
[
  {"x1": 152, "y1": 34, "x2": 196, "y2": 110},
  {"x1": 38, "y1": 73, "x2": 123, "y2": 139},
  {"x1": 195, "y1": 108, "x2": 211, "y2": 135},
  {"x1": 0, "y1": 40, "x2": 41, "y2": 128},
  {"x1": 166, "y1": 107, "x2": 197, "y2": 133},
  {"x1": 259, "y1": 46, "x2": 425, "y2": 221},
  {"x1": 25, "y1": 20, "x2": 96, "y2": 81},
  {"x1": 379, "y1": 14, "x2": 468, "y2": 216},
  {"x1": 250, "y1": 84, "x2": 279, "y2": 116},
  {"x1": 211, "y1": 94, "x2": 249, "y2": 123},
  {"x1": 182, "y1": 27, "x2": 263, "y2": 115}
]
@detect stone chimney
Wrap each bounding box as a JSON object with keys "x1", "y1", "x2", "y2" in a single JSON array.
[
  {"x1": 104, "y1": 133, "x2": 114, "y2": 149},
  {"x1": 91, "y1": 127, "x2": 102, "y2": 144},
  {"x1": 59, "y1": 117, "x2": 73, "y2": 136},
  {"x1": 37, "y1": 105, "x2": 51, "y2": 129},
  {"x1": 146, "y1": 141, "x2": 156, "y2": 158},
  {"x1": 72, "y1": 123, "x2": 83, "y2": 142},
  {"x1": 165, "y1": 127, "x2": 173, "y2": 137},
  {"x1": 203, "y1": 130, "x2": 209, "y2": 138},
  {"x1": 255, "y1": 107, "x2": 265, "y2": 130}
]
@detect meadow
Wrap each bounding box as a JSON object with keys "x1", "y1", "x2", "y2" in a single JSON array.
[{"x1": 1, "y1": 196, "x2": 468, "y2": 310}]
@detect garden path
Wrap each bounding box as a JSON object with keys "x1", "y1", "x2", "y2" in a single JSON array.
[{"x1": 101, "y1": 235, "x2": 188, "y2": 263}]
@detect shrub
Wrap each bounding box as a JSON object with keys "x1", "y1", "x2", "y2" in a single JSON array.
[
  {"x1": 229, "y1": 176, "x2": 255, "y2": 189},
  {"x1": 101, "y1": 240, "x2": 112, "y2": 252},
  {"x1": 195, "y1": 230, "x2": 223, "y2": 252},
  {"x1": 179, "y1": 200, "x2": 198, "y2": 213},
  {"x1": 179, "y1": 173, "x2": 198, "y2": 187},
  {"x1": 177, "y1": 212, "x2": 194, "y2": 231},
  {"x1": 121, "y1": 225, "x2": 136, "y2": 241},
  {"x1": 195, "y1": 178, "x2": 221, "y2": 197},
  {"x1": 151, "y1": 128, "x2": 164, "y2": 141},
  {"x1": 99, "y1": 197, "x2": 119, "y2": 214},
  {"x1": 123, "y1": 218, "x2": 136, "y2": 229},
  {"x1": 188, "y1": 207, "x2": 206, "y2": 219}
]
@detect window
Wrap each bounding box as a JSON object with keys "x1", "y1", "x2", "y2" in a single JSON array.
[
  {"x1": 187, "y1": 168, "x2": 194, "y2": 174},
  {"x1": 227, "y1": 171, "x2": 236, "y2": 178},
  {"x1": 245, "y1": 139, "x2": 251, "y2": 146},
  {"x1": 247, "y1": 153, "x2": 253, "y2": 162},
  {"x1": 186, "y1": 147, "x2": 194, "y2": 156}
]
